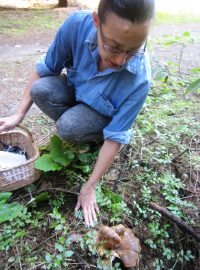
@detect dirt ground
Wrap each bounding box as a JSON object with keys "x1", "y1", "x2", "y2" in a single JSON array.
[
  {"x1": 0, "y1": 7, "x2": 200, "y2": 145},
  {"x1": 0, "y1": 6, "x2": 200, "y2": 270}
]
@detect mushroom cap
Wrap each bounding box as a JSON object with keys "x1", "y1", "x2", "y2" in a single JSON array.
[
  {"x1": 96, "y1": 225, "x2": 141, "y2": 268},
  {"x1": 120, "y1": 228, "x2": 141, "y2": 253},
  {"x1": 96, "y1": 226, "x2": 121, "y2": 254},
  {"x1": 117, "y1": 229, "x2": 141, "y2": 268},
  {"x1": 117, "y1": 250, "x2": 140, "y2": 268}
]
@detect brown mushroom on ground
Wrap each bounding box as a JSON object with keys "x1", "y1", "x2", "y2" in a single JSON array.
[
  {"x1": 96, "y1": 224, "x2": 141, "y2": 268},
  {"x1": 96, "y1": 225, "x2": 121, "y2": 255},
  {"x1": 117, "y1": 227, "x2": 141, "y2": 268}
]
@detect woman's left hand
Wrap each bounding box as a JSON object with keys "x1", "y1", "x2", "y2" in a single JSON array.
[{"x1": 75, "y1": 185, "x2": 99, "y2": 226}]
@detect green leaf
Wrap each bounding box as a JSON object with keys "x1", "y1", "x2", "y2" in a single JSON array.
[
  {"x1": 54, "y1": 156, "x2": 72, "y2": 166},
  {"x1": 152, "y1": 68, "x2": 168, "y2": 82},
  {"x1": 55, "y1": 243, "x2": 64, "y2": 252},
  {"x1": 0, "y1": 203, "x2": 24, "y2": 224},
  {"x1": 187, "y1": 79, "x2": 200, "y2": 92},
  {"x1": 182, "y1": 31, "x2": 190, "y2": 37},
  {"x1": 35, "y1": 154, "x2": 62, "y2": 172},
  {"x1": 56, "y1": 254, "x2": 63, "y2": 260},
  {"x1": 50, "y1": 135, "x2": 64, "y2": 159},
  {"x1": 64, "y1": 151, "x2": 75, "y2": 161},
  {"x1": 35, "y1": 192, "x2": 49, "y2": 203},
  {"x1": 64, "y1": 251, "x2": 73, "y2": 257},
  {"x1": 59, "y1": 236, "x2": 65, "y2": 244},
  {"x1": 45, "y1": 253, "x2": 51, "y2": 263},
  {"x1": 72, "y1": 164, "x2": 90, "y2": 173},
  {"x1": 15, "y1": 230, "x2": 26, "y2": 238},
  {"x1": 78, "y1": 144, "x2": 90, "y2": 153},
  {"x1": 190, "y1": 67, "x2": 200, "y2": 73},
  {"x1": 55, "y1": 224, "x2": 63, "y2": 231},
  {"x1": 0, "y1": 192, "x2": 12, "y2": 204},
  {"x1": 78, "y1": 153, "x2": 91, "y2": 163}
]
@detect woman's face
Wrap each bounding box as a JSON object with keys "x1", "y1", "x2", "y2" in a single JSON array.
[{"x1": 93, "y1": 11, "x2": 151, "y2": 69}]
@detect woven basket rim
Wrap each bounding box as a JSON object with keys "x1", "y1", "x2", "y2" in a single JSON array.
[{"x1": 0, "y1": 126, "x2": 40, "y2": 172}]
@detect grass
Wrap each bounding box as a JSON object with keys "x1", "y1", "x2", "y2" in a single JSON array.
[
  {"x1": 0, "y1": 9, "x2": 65, "y2": 35},
  {"x1": 156, "y1": 12, "x2": 200, "y2": 24},
  {"x1": 1, "y1": 9, "x2": 200, "y2": 36},
  {"x1": 0, "y1": 7, "x2": 200, "y2": 270}
]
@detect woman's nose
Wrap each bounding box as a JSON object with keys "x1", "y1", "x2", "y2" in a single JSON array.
[{"x1": 115, "y1": 52, "x2": 127, "y2": 66}]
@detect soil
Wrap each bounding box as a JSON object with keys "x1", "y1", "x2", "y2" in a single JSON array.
[
  {"x1": 0, "y1": 7, "x2": 200, "y2": 270},
  {"x1": 0, "y1": 7, "x2": 200, "y2": 145}
]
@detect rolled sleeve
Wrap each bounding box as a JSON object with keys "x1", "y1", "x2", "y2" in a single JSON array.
[
  {"x1": 103, "y1": 129, "x2": 132, "y2": 144},
  {"x1": 36, "y1": 55, "x2": 57, "y2": 77},
  {"x1": 103, "y1": 81, "x2": 150, "y2": 144}
]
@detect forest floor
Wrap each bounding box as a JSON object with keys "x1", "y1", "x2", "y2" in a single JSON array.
[
  {"x1": 0, "y1": 7, "x2": 200, "y2": 144},
  {"x1": 0, "y1": 5, "x2": 200, "y2": 270}
]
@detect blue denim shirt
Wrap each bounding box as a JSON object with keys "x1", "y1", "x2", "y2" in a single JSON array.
[{"x1": 36, "y1": 11, "x2": 151, "y2": 144}]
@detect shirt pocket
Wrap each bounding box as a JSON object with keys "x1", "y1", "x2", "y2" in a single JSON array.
[
  {"x1": 66, "y1": 68, "x2": 77, "y2": 86},
  {"x1": 98, "y1": 94, "x2": 119, "y2": 117}
]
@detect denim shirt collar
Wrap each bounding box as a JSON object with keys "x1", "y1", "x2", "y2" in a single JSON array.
[{"x1": 84, "y1": 28, "x2": 140, "y2": 75}]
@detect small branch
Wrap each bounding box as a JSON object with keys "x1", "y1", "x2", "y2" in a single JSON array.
[
  {"x1": 172, "y1": 149, "x2": 188, "y2": 162},
  {"x1": 16, "y1": 245, "x2": 23, "y2": 270},
  {"x1": 39, "y1": 188, "x2": 78, "y2": 196},
  {"x1": 178, "y1": 43, "x2": 185, "y2": 76},
  {"x1": 29, "y1": 263, "x2": 45, "y2": 270},
  {"x1": 149, "y1": 202, "x2": 200, "y2": 243},
  {"x1": 18, "y1": 188, "x2": 78, "y2": 202}
]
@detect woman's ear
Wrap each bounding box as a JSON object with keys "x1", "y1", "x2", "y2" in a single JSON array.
[{"x1": 93, "y1": 11, "x2": 100, "y2": 28}]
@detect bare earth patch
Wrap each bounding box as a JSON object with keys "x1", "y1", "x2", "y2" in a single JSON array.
[
  {"x1": 0, "y1": 6, "x2": 200, "y2": 270},
  {"x1": 0, "y1": 8, "x2": 199, "y2": 144}
]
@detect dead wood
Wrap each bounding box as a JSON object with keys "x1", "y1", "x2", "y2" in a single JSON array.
[{"x1": 149, "y1": 202, "x2": 200, "y2": 243}]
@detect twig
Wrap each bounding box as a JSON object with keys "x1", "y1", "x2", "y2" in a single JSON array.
[
  {"x1": 40, "y1": 187, "x2": 78, "y2": 195},
  {"x1": 18, "y1": 188, "x2": 78, "y2": 202},
  {"x1": 172, "y1": 149, "x2": 189, "y2": 162},
  {"x1": 149, "y1": 202, "x2": 200, "y2": 243},
  {"x1": 29, "y1": 263, "x2": 45, "y2": 270},
  {"x1": 178, "y1": 43, "x2": 185, "y2": 76},
  {"x1": 15, "y1": 245, "x2": 23, "y2": 270},
  {"x1": 7, "y1": 233, "x2": 59, "y2": 270}
]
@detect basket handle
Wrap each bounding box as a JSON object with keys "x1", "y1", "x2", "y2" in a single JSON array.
[
  {"x1": 0, "y1": 125, "x2": 35, "y2": 143},
  {"x1": 16, "y1": 124, "x2": 34, "y2": 143}
]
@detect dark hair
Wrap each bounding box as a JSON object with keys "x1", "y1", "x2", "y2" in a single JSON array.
[{"x1": 98, "y1": 0, "x2": 155, "y2": 24}]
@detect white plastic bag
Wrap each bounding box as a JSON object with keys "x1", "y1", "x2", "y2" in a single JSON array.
[{"x1": 0, "y1": 151, "x2": 26, "y2": 169}]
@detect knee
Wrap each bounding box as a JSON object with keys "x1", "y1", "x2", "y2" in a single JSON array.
[
  {"x1": 30, "y1": 77, "x2": 52, "y2": 101},
  {"x1": 56, "y1": 115, "x2": 79, "y2": 143}
]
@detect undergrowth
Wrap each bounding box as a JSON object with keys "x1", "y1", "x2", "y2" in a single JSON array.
[{"x1": 0, "y1": 10, "x2": 200, "y2": 270}]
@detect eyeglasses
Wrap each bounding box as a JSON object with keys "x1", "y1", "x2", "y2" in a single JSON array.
[{"x1": 99, "y1": 24, "x2": 145, "y2": 57}]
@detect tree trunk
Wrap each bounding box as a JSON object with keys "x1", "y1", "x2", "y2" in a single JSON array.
[{"x1": 58, "y1": 0, "x2": 68, "y2": 7}]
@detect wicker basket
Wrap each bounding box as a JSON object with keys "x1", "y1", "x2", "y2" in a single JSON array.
[{"x1": 0, "y1": 126, "x2": 41, "y2": 191}]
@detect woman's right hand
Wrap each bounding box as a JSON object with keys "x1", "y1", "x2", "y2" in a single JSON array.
[{"x1": 0, "y1": 114, "x2": 24, "y2": 133}]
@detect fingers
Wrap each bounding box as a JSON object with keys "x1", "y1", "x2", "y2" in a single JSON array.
[
  {"x1": 0, "y1": 120, "x2": 13, "y2": 133},
  {"x1": 83, "y1": 204, "x2": 97, "y2": 227},
  {"x1": 0, "y1": 115, "x2": 21, "y2": 133},
  {"x1": 76, "y1": 200, "x2": 99, "y2": 227},
  {"x1": 91, "y1": 205, "x2": 97, "y2": 222},
  {"x1": 94, "y1": 202, "x2": 100, "y2": 214},
  {"x1": 75, "y1": 199, "x2": 81, "y2": 211},
  {"x1": 0, "y1": 123, "x2": 8, "y2": 133},
  {"x1": 82, "y1": 203, "x2": 90, "y2": 226}
]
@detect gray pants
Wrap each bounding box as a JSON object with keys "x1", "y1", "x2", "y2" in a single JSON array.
[{"x1": 30, "y1": 75, "x2": 111, "y2": 143}]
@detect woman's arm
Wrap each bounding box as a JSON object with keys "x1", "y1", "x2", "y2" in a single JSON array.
[
  {"x1": 75, "y1": 139, "x2": 121, "y2": 226},
  {"x1": 0, "y1": 70, "x2": 40, "y2": 132}
]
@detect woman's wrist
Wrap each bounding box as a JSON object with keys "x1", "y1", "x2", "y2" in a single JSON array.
[
  {"x1": 84, "y1": 180, "x2": 96, "y2": 190},
  {"x1": 15, "y1": 112, "x2": 25, "y2": 122}
]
